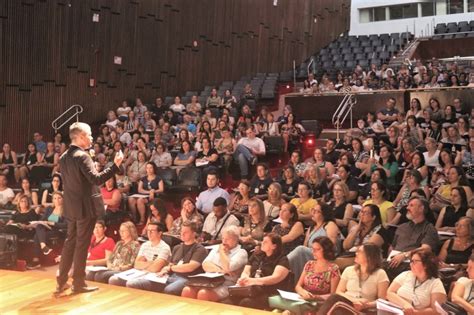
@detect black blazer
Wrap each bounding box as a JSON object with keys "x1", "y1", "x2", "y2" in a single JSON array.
[{"x1": 59, "y1": 145, "x2": 118, "y2": 220}]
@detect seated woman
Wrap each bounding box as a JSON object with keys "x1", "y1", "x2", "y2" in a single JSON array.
[
  {"x1": 173, "y1": 140, "x2": 197, "y2": 171},
  {"x1": 85, "y1": 220, "x2": 115, "y2": 270},
  {"x1": 249, "y1": 163, "x2": 273, "y2": 200},
  {"x1": 358, "y1": 168, "x2": 387, "y2": 204},
  {"x1": 451, "y1": 253, "x2": 474, "y2": 314},
  {"x1": 290, "y1": 181, "x2": 318, "y2": 222},
  {"x1": 270, "y1": 237, "x2": 340, "y2": 315},
  {"x1": 41, "y1": 174, "x2": 62, "y2": 208},
  {"x1": 15, "y1": 143, "x2": 40, "y2": 183},
  {"x1": 272, "y1": 203, "x2": 304, "y2": 255},
  {"x1": 328, "y1": 181, "x2": 353, "y2": 234},
  {"x1": 288, "y1": 204, "x2": 341, "y2": 281},
  {"x1": 431, "y1": 166, "x2": 473, "y2": 213},
  {"x1": 87, "y1": 222, "x2": 140, "y2": 283},
  {"x1": 343, "y1": 204, "x2": 383, "y2": 251},
  {"x1": 327, "y1": 165, "x2": 359, "y2": 203},
  {"x1": 126, "y1": 150, "x2": 147, "y2": 184},
  {"x1": 438, "y1": 217, "x2": 474, "y2": 267},
  {"x1": 387, "y1": 249, "x2": 446, "y2": 313},
  {"x1": 229, "y1": 233, "x2": 290, "y2": 310},
  {"x1": 366, "y1": 145, "x2": 399, "y2": 188},
  {"x1": 25, "y1": 191, "x2": 67, "y2": 269},
  {"x1": 3, "y1": 194, "x2": 39, "y2": 239},
  {"x1": 29, "y1": 142, "x2": 59, "y2": 185},
  {"x1": 392, "y1": 170, "x2": 428, "y2": 216},
  {"x1": 318, "y1": 244, "x2": 389, "y2": 314},
  {"x1": 181, "y1": 226, "x2": 248, "y2": 302},
  {"x1": 401, "y1": 151, "x2": 428, "y2": 186},
  {"x1": 13, "y1": 178, "x2": 39, "y2": 208},
  {"x1": 304, "y1": 165, "x2": 329, "y2": 200},
  {"x1": 229, "y1": 180, "x2": 251, "y2": 219},
  {"x1": 0, "y1": 143, "x2": 17, "y2": 182},
  {"x1": 195, "y1": 137, "x2": 219, "y2": 177},
  {"x1": 101, "y1": 176, "x2": 127, "y2": 225},
  {"x1": 239, "y1": 198, "x2": 267, "y2": 251},
  {"x1": 128, "y1": 162, "x2": 164, "y2": 225},
  {"x1": 362, "y1": 181, "x2": 395, "y2": 226},
  {"x1": 264, "y1": 182, "x2": 285, "y2": 219},
  {"x1": 142, "y1": 198, "x2": 173, "y2": 235},
  {"x1": 305, "y1": 148, "x2": 335, "y2": 180},
  {"x1": 215, "y1": 126, "x2": 236, "y2": 173},
  {"x1": 279, "y1": 166, "x2": 300, "y2": 201},
  {"x1": 150, "y1": 143, "x2": 172, "y2": 168},
  {"x1": 436, "y1": 187, "x2": 472, "y2": 231},
  {"x1": 168, "y1": 197, "x2": 203, "y2": 238}
]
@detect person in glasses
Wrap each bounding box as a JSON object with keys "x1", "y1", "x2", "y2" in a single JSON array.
[
  {"x1": 451, "y1": 253, "x2": 474, "y2": 313},
  {"x1": 387, "y1": 249, "x2": 446, "y2": 313}
]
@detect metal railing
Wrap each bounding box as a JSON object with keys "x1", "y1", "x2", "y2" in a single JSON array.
[
  {"x1": 331, "y1": 93, "x2": 357, "y2": 141},
  {"x1": 51, "y1": 104, "x2": 84, "y2": 133}
]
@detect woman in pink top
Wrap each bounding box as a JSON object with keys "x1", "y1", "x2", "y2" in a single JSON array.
[{"x1": 295, "y1": 236, "x2": 340, "y2": 298}]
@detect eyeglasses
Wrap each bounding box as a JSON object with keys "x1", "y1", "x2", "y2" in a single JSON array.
[{"x1": 410, "y1": 259, "x2": 422, "y2": 264}]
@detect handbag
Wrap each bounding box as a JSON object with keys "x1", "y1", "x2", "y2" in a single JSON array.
[
  {"x1": 228, "y1": 285, "x2": 263, "y2": 298},
  {"x1": 0, "y1": 233, "x2": 17, "y2": 269},
  {"x1": 441, "y1": 301, "x2": 467, "y2": 315},
  {"x1": 187, "y1": 274, "x2": 225, "y2": 288}
]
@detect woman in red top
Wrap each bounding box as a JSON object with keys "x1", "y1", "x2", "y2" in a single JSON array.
[{"x1": 86, "y1": 221, "x2": 115, "y2": 268}]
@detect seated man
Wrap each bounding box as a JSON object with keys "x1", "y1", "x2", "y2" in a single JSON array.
[
  {"x1": 380, "y1": 196, "x2": 439, "y2": 280},
  {"x1": 196, "y1": 171, "x2": 230, "y2": 215},
  {"x1": 233, "y1": 126, "x2": 266, "y2": 180},
  {"x1": 127, "y1": 221, "x2": 207, "y2": 295},
  {"x1": 181, "y1": 225, "x2": 248, "y2": 302},
  {"x1": 0, "y1": 174, "x2": 14, "y2": 209},
  {"x1": 377, "y1": 97, "x2": 399, "y2": 128},
  {"x1": 201, "y1": 197, "x2": 240, "y2": 244},
  {"x1": 108, "y1": 222, "x2": 170, "y2": 286}
]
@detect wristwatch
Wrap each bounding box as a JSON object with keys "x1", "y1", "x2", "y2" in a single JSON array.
[{"x1": 403, "y1": 252, "x2": 410, "y2": 259}]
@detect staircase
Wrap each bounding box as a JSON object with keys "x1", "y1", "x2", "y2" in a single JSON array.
[{"x1": 388, "y1": 38, "x2": 422, "y2": 69}]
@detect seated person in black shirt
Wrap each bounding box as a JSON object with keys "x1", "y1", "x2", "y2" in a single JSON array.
[
  {"x1": 324, "y1": 139, "x2": 340, "y2": 165},
  {"x1": 228, "y1": 233, "x2": 290, "y2": 310},
  {"x1": 249, "y1": 163, "x2": 273, "y2": 199},
  {"x1": 279, "y1": 166, "x2": 300, "y2": 201}
]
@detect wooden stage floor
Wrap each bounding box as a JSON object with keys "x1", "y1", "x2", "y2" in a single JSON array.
[{"x1": 0, "y1": 270, "x2": 271, "y2": 314}]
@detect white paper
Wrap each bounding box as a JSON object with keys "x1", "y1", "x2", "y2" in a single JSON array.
[
  {"x1": 348, "y1": 246, "x2": 358, "y2": 252},
  {"x1": 277, "y1": 289, "x2": 305, "y2": 302},
  {"x1": 116, "y1": 268, "x2": 148, "y2": 281},
  {"x1": 196, "y1": 160, "x2": 209, "y2": 167},
  {"x1": 386, "y1": 250, "x2": 402, "y2": 262},
  {"x1": 144, "y1": 273, "x2": 169, "y2": 284},
  {"x1": 376, "y1": 299, "x2": 404, "y2": 314},
  {"x1": 129, "y1": 194, "x2": 149, "y2": 198},
  {"x1": 205, "y1": 244, "x2": 219, "y2": 251},
  {"x1": 352, "y1": 205, "x2": 362, "y2": 212},
  {"x1": 188, "y1": 272, "x2": 224, "y2": 279},
  {"x1": 86, "y1": 266, "x2": 108, "y2": 272},
  {"x1": 29, "y1": 221, "x2": 51, "y2": 229},
  {"x1": 272, "y1": 217, "x2": 283, "y2": 224},
  {"x1": 438, "y1": 231, "x2": 455, "y2": 237}
]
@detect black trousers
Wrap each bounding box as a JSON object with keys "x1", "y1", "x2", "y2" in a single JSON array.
[{"x1": 57, "y1": 216, "x2": 95, "y2": 287}]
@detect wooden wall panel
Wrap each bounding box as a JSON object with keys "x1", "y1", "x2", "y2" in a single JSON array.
[{"x1": 0, "y1": 0, "x2": 350, "y2": 150}]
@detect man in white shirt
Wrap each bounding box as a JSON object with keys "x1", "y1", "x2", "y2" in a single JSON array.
[
  {"x1": 181, "y1": 225, "x2": 248, "y2": 301},
  {"x1": 233, "y1": 126, "x2": 266, "y2": 179},
  {"x1": 196, "y1": 171, "x2": 230, "y2": 215},
  {"x1": 109, "y1": 222, "x2": 171, "y2": 287},
  {"x1": 201, "y1": 197, "x2": 239, "y2": 244},
  {"x1": 0, "y1": 174, "x2": 14, "y2": 208},
  {"x1": 115, "y1": 123, "x2": 131, "y2": 146}
]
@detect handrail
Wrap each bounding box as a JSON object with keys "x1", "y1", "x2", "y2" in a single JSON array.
[
  {"x1": 51, "y1": 104, "x2": 84, "y2": 133},
  {"x1": 332, "y1": 93, "x2": 356, "y2": 141}
]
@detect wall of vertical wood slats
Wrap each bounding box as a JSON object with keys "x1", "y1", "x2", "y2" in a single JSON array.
[{"x1": 0, "y1": 0, "x2": 350, "y2": 150}]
